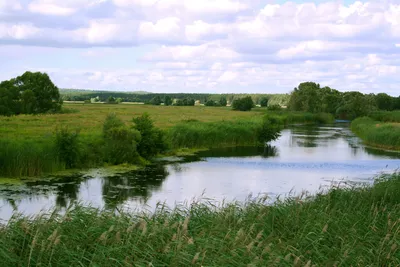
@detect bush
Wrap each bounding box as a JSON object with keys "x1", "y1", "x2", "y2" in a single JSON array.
[
  {"x1": 267, "y1": 104, "x2": 282, "y2": 111},
  {"x1": 232, "y1": 96, "x2": 254, "y2": 111},
  {"x1": 257, "y1": 115, "x2": 282, "y2": 143},
  {"x1": 103, "y1": 113, "x2": 141, "y2": 164},
  {"x1": 205, "y1": 100, "x2": 216, "y2": 106},
  {"x1": 132, "y1": 113, "x2": 168, "y2": 159},
  {"x1": 54, "y1": 127, "x2": 81, "y2": 168}
]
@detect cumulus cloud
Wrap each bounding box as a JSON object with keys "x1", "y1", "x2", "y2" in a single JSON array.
[{"x1": 0, "y1": 0, "x2": 399, "y2": 94}]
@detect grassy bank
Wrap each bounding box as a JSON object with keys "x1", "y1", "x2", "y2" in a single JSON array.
[
  {"x1": 1, "y1": 173, "x2": 399, "y2": 266},
  {"x1": 263, "y1": 111, "x2": 335, "y2": 125},
  {"x1": 351, "y1": 117, "x2": 400, "y2": 151}
]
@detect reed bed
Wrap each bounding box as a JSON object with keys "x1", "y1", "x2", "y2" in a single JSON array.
[
  {"x1": 351, "y1": 117, "x2": 400, "y2": 150},
  {"x1": 0, "y1": 173, "x2": 399, "y2": 266}
]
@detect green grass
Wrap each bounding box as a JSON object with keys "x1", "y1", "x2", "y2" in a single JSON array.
[
  {"x1": 368, "y1": 111, "x2": 400, "y2": 123},
  {"x1": 263, "y1": 111, "x2": 335, "y2": 125},
  {"x1": 168, "y1": 118, "x2": 266, "y2": 148},
  {"x1": 1, "y1": 173, "x2": 399, "y2": 266},
  {"x1": 351, "y1": 117, "x2": 400, "y2": 150}
]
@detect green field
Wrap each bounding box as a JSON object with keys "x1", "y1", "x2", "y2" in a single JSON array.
[
  {"x1": 0, "y1": 104, "x2": 265, "y2": 141},
  {"x1": 1, "y1": 173, "x2": 399, "y2": 266}
]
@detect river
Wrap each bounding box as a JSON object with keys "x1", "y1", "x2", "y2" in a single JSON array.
[{"x1": 0, "y1": 123, "x2": 399, "y2": 223}]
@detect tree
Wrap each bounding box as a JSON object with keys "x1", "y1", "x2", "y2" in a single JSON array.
[
  {"x1": 232, "y1": 96, "x2": 254, "y2": 111},
  {"x1": 14, "y1": 71, "x2": 62, "y2": 113},
  {"x1": 150, "y1": 96, "x2": 162, "y2": 105},
  {"x1": 164, "y1": 96, "x2": 172, "y2": 106},
  {"x1": 205, "y1": 100, "x2": 215, "y2": 106},
  {"x1": 132, "y1": 113, "x2": 167, "y2": 159},
  {"x1": 0, "y1": 71, "x2": 62, "y2": 115},
  {"x1": 260, "y1": 97, "x2": 269, "y2": 107},
  {"x1": 375, "y1": 93, "x2": 394, "y2": 111},
  {"x1": 219, "y1": 97, "x2": 227, "y2": 107},
  {"x1": 107, "y1": 96, "x2": 116, "y2": 104}
]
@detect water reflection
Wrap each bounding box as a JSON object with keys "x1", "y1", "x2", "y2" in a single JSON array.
[{"x1": 1, "y1": 124, "x2": 399, "y2": 222}]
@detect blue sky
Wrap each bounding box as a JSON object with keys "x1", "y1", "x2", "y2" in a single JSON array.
[{"x1": 0, "y1": 0, "x2": 399, "y2": 95}]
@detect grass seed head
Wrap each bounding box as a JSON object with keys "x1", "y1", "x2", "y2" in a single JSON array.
[{"x1": 192, "y1": 252, "x2": 200, "y2": 264}]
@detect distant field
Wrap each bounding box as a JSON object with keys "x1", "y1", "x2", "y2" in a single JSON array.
[{"x1": 0, "y1": 103, "x2": 265, "y2": 141}]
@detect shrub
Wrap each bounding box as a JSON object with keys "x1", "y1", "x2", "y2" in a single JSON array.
[
  {"x1": 54, "y1": 127, "x2": 81, "y2": 168},
  {"x1": 267, "y1": 104, "x2": 282, "y2": 111},
  {"x1": 232, "y1": 96, "x2": 254, "y2": 111},
  {"x1": 132, "y1": 113, "x2": 168, "y2": 159},
  {"x1": 103, "y1": 113, "x2": 141, "y2": 164},
  {"x1": 257, "y1": 115, "x2": 283, "y2": 143}
]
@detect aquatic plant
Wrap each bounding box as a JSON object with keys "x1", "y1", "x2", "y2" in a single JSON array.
[
  {"x1": 0, "y1": 173, "x2": 399, "y2": 266},
  {"x1": 351, "y1": 117, "x2": 400, "y2": 150}
]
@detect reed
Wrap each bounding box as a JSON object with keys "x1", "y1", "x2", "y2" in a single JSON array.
[
  {"x1": 351, "y1": 117, "x2": 400, "y2": 150},
  {"x1": 1, "y1": 173, "x2": 399, "y2": 266}
]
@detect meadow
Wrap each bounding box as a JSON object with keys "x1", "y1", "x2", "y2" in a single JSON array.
[
  {"x1": 0, "y1": 173, "x2": 399, "y2": 266},
  {"x1": 0, "y1": 104, "x2": 264, "y2": 141}
]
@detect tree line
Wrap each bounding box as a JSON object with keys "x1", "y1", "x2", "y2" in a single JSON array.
[{"x1": 288, "y1": 82, "x2": 400, "y2": 119}]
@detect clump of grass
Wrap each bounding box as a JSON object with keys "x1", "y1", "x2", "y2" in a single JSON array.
[
  {"x1": 167, "y1": 116, "x2": 282, "y2": 149},
  {"x1": 265, "y1": 111, "x2": 335, "y2": 125},
  {"x1": 351, "y1": 117, "x2": 400, "y2": 150},
  {"x1": 1, "y1": 173, "x2": 399, "y2": 266},
  {"x1": 0, "y1": 139, "x2": 64, "y2": 177}
]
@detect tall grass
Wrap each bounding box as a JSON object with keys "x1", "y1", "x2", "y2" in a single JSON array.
[
  {"x1": 0, "y1": 140, "x2": 64, "y2": 177},
  {"x1": 167, "y1": 116, "x2": 281, "y2": 148},
  {"x1": 265, "y1": 111, "x2": 335, "y2": 125},
  {"x1": 1, "y1": 173, "x2": 399, "y2": 266},
  {"x1": 368, "y1": 111, "x2": 400, "y2": 123},
  {"x1": 351, "y1": 117, "x2": 400, "y2": 150}
]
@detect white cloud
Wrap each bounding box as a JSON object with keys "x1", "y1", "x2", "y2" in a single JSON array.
[{"x1": 0, "y1": 0, "x2": 399, "y2": 94}]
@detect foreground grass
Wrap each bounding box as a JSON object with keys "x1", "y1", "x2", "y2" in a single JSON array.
[
  {"x1": 351, "y1": 117, "x2": 400, "y2": 151},
  {"x1": 1, "y1": 173, "x2": 399, "y2": 266}
]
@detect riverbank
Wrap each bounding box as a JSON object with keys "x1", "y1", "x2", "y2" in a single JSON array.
[
  {"x1": 351, "y1": 115, "x2": 400, "y2": 151},
  {"x1": 0, "y1": 172, "x2": 398, "y2": 266},
  {"x1": 0, "y1": 106, "x2": 334, "y2": 178}
]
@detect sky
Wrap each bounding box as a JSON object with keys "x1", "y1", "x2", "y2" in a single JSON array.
[{"x1": 0, "y1": 0, "x2": 399, "y2": 95}]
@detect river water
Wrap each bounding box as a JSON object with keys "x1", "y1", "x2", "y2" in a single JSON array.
[{"x1": 0, "y1": 124, "x2": 399, "y2": 222}]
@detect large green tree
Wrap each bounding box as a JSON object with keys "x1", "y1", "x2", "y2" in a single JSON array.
[{"x1": 0, "y1": 71, "x2": 62, "y2": 115}]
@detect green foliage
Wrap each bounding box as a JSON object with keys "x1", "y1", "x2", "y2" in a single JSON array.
[
  {"x1": 205, "y1": 100, "x2": 216, "y2": 106},
  {"x1": 106, "y1": 96, "x2": 116, "y2": 104},
  {"x1": 1, "y1": 173, "x2": 399, "y2": 266},
  {"x1": 368, "y1": 111, "x2": 400, "y2": 122},
  {"x1": 232, "y1": 96, "x2": 254, "y2": 111},
  {"x1": 375, "y1": 93, "x2": 395, "y2": 111},
  {"x1": 103, "y1": 114, "x2": 141, "y2": 164},
  {"x1": 132, "y1": 113, "x2": 168, "y2": 159},
  {"x1": 168, "y1": 117, "x2": 281, "y2": 148},
  {"x1": 150, "y1": 96, "x2": 162, "y2": 105},
  {"x1": 164, "y1": 96, "x2": 172, "y2": 106},
  {"x1": 260, "y1": 97, "x2": 269, "y2": 107},
  {"x1": 174, "y1": 98, "x2": 195, "y2": 106},
  {"x1": 288, "y1": 81, "x2": 399, "y2": 119},
  {"x1": 219, "y1": 97, "x2": 227, "y2": 107},
  {"x1": 0, "y1": 71, "x2": 62, "y2": 116},
  {"x1": 257, "y1": 115, "x2": 282, "y2": 143},
  {"x1": 0, "y1": 140, "x2": 63, "y2": 177},
  {"x1": 351, "y1": 117, "x2": 400, "y2": 150},
  {"x1": 54, "y1": 127, "x2": 80, "y2": 168},
  {"x1": 267, "y1": 104, "x2": 282, "y2": 111}
]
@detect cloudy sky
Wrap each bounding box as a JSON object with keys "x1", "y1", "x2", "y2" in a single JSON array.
[{"x1": 0, "y1": 0, "x2": 399, "y2": 95}]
